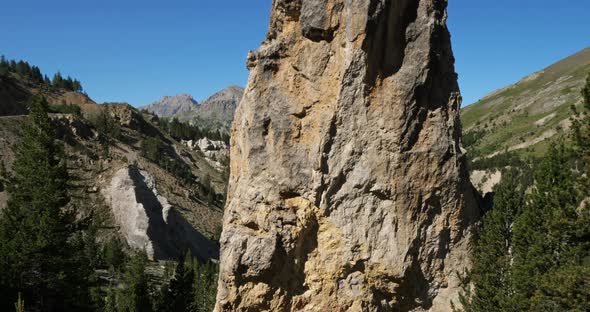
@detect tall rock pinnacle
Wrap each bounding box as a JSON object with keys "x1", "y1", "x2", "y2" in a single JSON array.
[{"x1": 216, "y1": 0, "x2": 478, "y2": 311}]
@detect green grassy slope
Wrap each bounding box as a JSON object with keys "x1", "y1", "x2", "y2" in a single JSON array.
[{"x1": 461, "y1": 47, "x2": 590, "y2": 159}]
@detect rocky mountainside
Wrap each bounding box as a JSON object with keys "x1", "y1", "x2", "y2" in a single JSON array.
[
  {"x1": 461, "y1": 47, "x2": 590, "y2": 159},
  {"x1": 143, "y1": 86, "x2": 243, "y2": 134},
  {"x1": 176, "y1": 85, "x2": 243, "y2": 134},
  {"x1": 0, "y1": 74, "x2": 226, "y2": 262},
  {"x1": 140, "y1": 93, "x2": 198, "y2": 117},
  {"x1": 216, "y1": 1, "x2": 479, "y2": 311}
]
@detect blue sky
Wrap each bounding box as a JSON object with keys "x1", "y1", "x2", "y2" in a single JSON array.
[{"x1": 1, "y1": 0, "x2": 588, "y2": 107}]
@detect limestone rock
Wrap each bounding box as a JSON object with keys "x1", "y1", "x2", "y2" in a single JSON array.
[
  {"x1": 470, "y1": 170, "x2": 502, "y2": 196},
  {"x1": 196, "y1": 137, "x2": 228, "y2": 152},
  {"x1": 183, "y1": 137, "x2": 229, "y2": 168},
  {"x1": 102, "y1": 166, "x2": 218, "y2": 261},
  {"x1": 216, "y1": 0, "x2": 479, "y2": 311}
]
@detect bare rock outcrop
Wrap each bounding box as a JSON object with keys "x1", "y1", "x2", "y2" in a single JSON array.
[
  {"x1": 102, "y1": 166, "x2": 218, "y2": 261},
  {"x1": 216, "y1": 0, "x2": 478, "y2": 311},
  {"x1": 183, "y1": 138, "x2": 229, "y2": 169}
]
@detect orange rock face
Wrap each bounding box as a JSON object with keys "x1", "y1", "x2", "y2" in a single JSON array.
[{"x1": 216, "y1": 1, "x2": 479, "y2": 311}]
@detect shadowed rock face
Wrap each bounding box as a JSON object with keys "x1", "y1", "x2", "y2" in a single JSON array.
[
  {"x1": 216, "y1": 0, "x2": 479, "y2": 311},
  {"x1": 102, "y1": 166, "x2": 218, "y2": 261}
]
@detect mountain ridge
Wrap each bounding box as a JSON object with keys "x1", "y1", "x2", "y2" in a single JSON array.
[
  {"x1": 176, "y1": 85, "x2": 243, "y2": 133},
  {"x1": 140, "y1": 93, "x2": 198, "y2": 117},
  {"x1": 141, "y1": 85, "x2": 243, "y2": 134}
]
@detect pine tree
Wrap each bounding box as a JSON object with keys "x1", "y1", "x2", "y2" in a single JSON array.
[
  {"x1": 90, "y1": 107, "x2": 121, "y2": 157},
  {"x1": 52, "y1": 72, "x2": 64, "y2": 89},
  {"x1": 15, "y1": 61, "x2": 29, "y2": 77},
  {"x1": 192, "y1": 261, "x2": 206, "y2": 312},
  {"x1": 0, "y1": 56, "x2": 82, "y2": 91},
  {"x1": 525, "y1": 71, "x2": 590, "y2": 311},
  {"x1": 161, "y1": 250, "x2": 195, "y2": 312},
  {"x1": 190, "y1": 260, "x2": 218, "y2": 312},
  {"x1": 204, "y1": 262, "x2": 218, "y2": 311},
  {"x1": 115, "y1": 251, "x2": 153, "y2": 312},
  {"x1": 31, "y1": 66, "x2": 43, "y2": 84},
  {"x1": 200, "y1": 174, "x2": 215, "y2": 205},
  {"x1": 461, "y1": 72, "x2": 590, "y2": 311},
  {"x1": 73, "y1": 79, "x2": 83, "y2": 92},
  {"x1": 151, "y1": 282, "x2": 169, "y2": 312},
  {"x1": 572, "y1": 73, "x2": 590, "y2": 194},
  {"x1": 0, "y1": 161, "x2": 7, "y2": 192},
  {"x1": 102, "y1": 237, "x2": 127, "y2": 270},
  {"x1": 103, "y1": 289, "x2": 117, "y2": 312},
  {"x1": 0, "y1": 94, "x2": 93, "y2": 311},
  {"x1": 0, "y1": 55, "x2": 8, "y2": 76},
  {"x1": 460, "y1": 170, "x2": 525, "y2": 312},
  {"x1": 141, "y1": 136, "x2": 164, "y2": 162},
  {"x1": 512, "y1": 144, "x2": 589, "y2": 311}
]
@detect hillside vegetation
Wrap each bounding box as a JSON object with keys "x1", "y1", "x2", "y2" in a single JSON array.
[
  {"x1": 459, "y1": 46, "x2": 590, "y2": 310},
  {"x1": 143, "y1": 86, "x2": 243, "y2": 136},
  {"x1": 460, "y1": 73, "x2": 590, "y2": 312},
  {"x1": 462, "y1": 48, "x2": 590, "y2": 160}
]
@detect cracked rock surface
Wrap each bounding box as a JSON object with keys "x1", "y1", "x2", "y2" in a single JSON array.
[{"x1": 216, "y1": 0, "x2": 479, "y2": 311}]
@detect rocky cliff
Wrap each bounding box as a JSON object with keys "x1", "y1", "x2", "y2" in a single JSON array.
[{"x1": 216, "y1": 0, "x2": 478, "y2": 311}]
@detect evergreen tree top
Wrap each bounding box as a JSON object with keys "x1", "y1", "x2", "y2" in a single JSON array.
[{"x1": 0, "y1": 55, "x2": 83, "y2": 92}]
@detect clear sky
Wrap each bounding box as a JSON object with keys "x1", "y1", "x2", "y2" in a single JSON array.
[{"x1": 1, "y1": 0, "x2": 588, "y2": 107}]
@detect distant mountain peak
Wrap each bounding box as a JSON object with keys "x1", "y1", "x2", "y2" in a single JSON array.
[
  {"x1": 141, "y1": 93, "x2": 198, "y2": 117},
  {"x1": 162, "y1": 93, "x2": 194, "y2": 101},
  {"x1": 141, "y1": 86, "x2": 243, "y2": 132},
  {"x1": 202, "y1": 86, "x2": 244, "y2": 102},
  {"x1": 175, "y1": 86, "x2": 244, "y2": 133}
]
